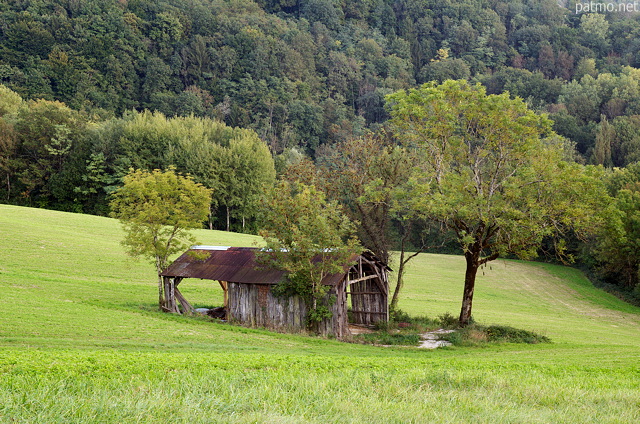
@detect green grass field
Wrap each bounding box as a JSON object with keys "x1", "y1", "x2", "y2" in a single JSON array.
[{"x1": 1, "y1": 204, "x2": 639, "y2": 423}]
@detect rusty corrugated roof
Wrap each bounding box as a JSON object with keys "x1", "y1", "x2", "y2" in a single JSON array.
[
  {"x1": 161, "y1": 247, "x2": 285, "y2": 284},
  {"x1": 161, "y1": 247, "x2": 388, "y2": 286}
]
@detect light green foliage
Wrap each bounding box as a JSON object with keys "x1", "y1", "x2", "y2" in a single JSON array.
[
  {"x1": 0, "y1": 84, "x2": 23, "y2": 117},
  {"x1": 97, "y1": 110, "x2": 275, "y2": 230},
  {"x1": 593, "y1": 116, "x2": 614, "y2": 166},
  {"x1": 109, "y1": 168, "x2": 211, "y2": 308},
  {"x1": 213, "y1": 130, "x2": 276, "y2": 231},
  {"x1": 580, "y1": 12, "x2": 610, "y2": 44},
  {"x1": 11, "y1": 99, "x2": 86, "y2": 204},
  {"x1": 573, "y1": 57, "x2": 598, "y2": 80},
  {"x1": 387, "y1": 80, "x2": 608, "y2": 325},
  {"x1": 555, "y1": 67, "x2": 640, "y2": 163},
  {"x1": 258, "y1": 181, "x2": 360, "y2": 327},
  {"x1": 559, "y1": 76, "x2": 602, "y2": 123}
]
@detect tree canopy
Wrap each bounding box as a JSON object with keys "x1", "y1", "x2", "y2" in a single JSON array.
[
  {"x1": 3, "y1": 0, "x2": 640, "y2": 304},
  {"x1": 257, "y1": 180, "x2": 360, "y2": 329},
  {"x1": 109, "y1": 167, "x2": 211, "y2": 310},
  {"x1": 4, "y1": 0, "x2": 640, "y2": 163},
  {"x1": 387, "y1": 80, "x2": 608, "y2": 325}
]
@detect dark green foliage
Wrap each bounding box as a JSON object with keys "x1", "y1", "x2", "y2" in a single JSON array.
[
  {"x1": 436, "y1": 312, "x2": 460, "y2": 329},
  {"x1": 2, "y1": 0, "x2": 640, "y2": 161},
  {"x1": 439, "y1": 324, "x2": 551, "y2": 346},
  {"x1": 484, "y1": 325, "x2": 551, "y2": 344},
  {"x1": 3, "y1": 0, "x2": 640, "y2": 299},
  {"x1": 358, "y1": 311, "x2": 550, "y2": 347},
  {"x1": 388, "y1": 307, "x2": 411, "y2": 323}
]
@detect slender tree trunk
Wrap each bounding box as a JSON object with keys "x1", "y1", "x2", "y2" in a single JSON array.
[
  {"x1": 390, "y1": 221, "x2": 425, "y2": 314},
  {"x1": 155, "y1": 246, "x2": 165, "y2": 310},
  {"x1": 459, "y1": 250, "x2": 479, "y2": 327},
  {"x1": 157, "y1": 273, "x2": 164, "y2": 310},
  {"x1": 226, "y1": 205, "x2": 230, "y2": 232},
  {"x1": 390, "y1": 250, "x2": 405, "y2": 312}
]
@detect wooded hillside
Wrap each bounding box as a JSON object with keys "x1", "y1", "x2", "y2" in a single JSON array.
[{"x1": 3, "y1": 0, "x2": 640, "y2": 162}]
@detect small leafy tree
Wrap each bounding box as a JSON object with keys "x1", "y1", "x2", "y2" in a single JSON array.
[
  {"x1": 110, "y1": 168, "x2": 211, "y2": 310},
  {"x1": 257, "y1": 180, "x2": 360, "y2": 330}
]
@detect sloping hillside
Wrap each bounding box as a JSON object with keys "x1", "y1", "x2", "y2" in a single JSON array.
[
  {"x1": 1, "y1": 205, "x2": 639, "y2": 423},
  {"x1": 1, "y1": 204, "x2": 638, "y2": 349}
]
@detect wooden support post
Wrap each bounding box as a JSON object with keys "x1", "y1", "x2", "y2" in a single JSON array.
[
  {"x1": 173, "y1": 277, "x2": 194, "y2": 315},
  {"x1": 163, "y1": 277, "x2": 179, "y2": 313},
  {"x1": 174, "y1": 287, "x2": 194, "y2": 315},
  {"x1": 218, "y1": 280, "x2": 228, "y2": 307}
]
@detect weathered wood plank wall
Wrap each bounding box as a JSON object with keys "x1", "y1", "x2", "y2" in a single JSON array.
[
  {"x1": 317, "y1": 280, "x2": 349, "y2": 338},
  {"x1": 227, "y1": 283, "x2": 308, "y2": 332},
  {"x1": 163, "y1": 252, "x2": 389, "y2": 339},
  {"x1": 227, "y1": 282, "x2": 351, "y2": 338}
]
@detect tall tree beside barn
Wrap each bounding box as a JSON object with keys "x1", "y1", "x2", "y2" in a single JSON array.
[
  {"x1": 257, "y1": 180, "x2": 361, "y2": 330},
  {"x1": 387, "y1": 80, "x2": 608, "y2": 326},
  {"x1": 110, "y1": 167, "x2": 211, "y2": 310},
  {"x1": 316, "y1": 133, "x2": 426, "y2": 313}
]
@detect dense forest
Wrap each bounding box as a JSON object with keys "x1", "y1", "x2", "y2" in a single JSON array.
[
  {"x1": 2, "y1": 0, "x2": 640, "y2": 297},
  {"x1": 4, "y1": 0, "x2": 640, "y2": 160}
]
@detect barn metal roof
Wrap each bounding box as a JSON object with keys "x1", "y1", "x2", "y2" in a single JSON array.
[{"x1": 161, "y1": 247, "x2": 389, "y2": 286}]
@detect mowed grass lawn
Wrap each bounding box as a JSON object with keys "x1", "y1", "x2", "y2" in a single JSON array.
[{"x1": 0, "y1": 204, "x2": 639, "y2": 423}]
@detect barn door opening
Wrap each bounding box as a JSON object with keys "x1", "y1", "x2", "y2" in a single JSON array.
[
  {"x1": 160, "y1": 276, "x2": 228, "y2": 319},
  {"x1": 346, "y1": 260, "x2": 388, "y2": 327}
]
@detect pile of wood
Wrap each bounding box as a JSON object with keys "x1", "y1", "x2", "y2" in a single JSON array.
[{"x1": 206, "y1": 307, "x2": 226, "y2": 319}]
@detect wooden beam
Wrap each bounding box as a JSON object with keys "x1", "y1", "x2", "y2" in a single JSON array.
[
  {"x1": 355, "y1": 256, "x2": 388, "y2": 295},
  {"x1": 218, "y1": 280, "x2": 228, "y2": 307},
  {"x1": 163, "y1": 277, "x2": 179, "y2": 313},
  {"x1": 349, "y1": 310, "x2": 388, "y2": 315},
  {"x1": 346, "y1": 274, "x2": 379, "y2": 285},
  {"x1": 174, "y1": 286, "x2": 195, "y2": 315}
]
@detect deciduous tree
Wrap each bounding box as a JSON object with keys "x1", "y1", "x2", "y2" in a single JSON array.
[
  {"x1": 387, "y1": 80, "x2": 607, "y2": 326},
  {"x1": 110, "y1": 168, "x2": 211, "y2": 310},
  {"x1": 316, "y1": 133, "x2": 425, "y2": 312},
  {"x1": 257, "y1": 180, "x2": 360, "y2": 330},
  {"x1": 594, "y1": 162, "x2": 640, "y2": 292}
]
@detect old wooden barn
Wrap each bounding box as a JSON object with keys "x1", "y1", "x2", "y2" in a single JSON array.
[{"x1": 160, "y1": 246, "x2": 391, "y2": 338}]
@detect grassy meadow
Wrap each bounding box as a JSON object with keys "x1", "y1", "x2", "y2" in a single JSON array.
[{"x1": 0, "y1": 204, "x2": 639, "y2": 423}]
